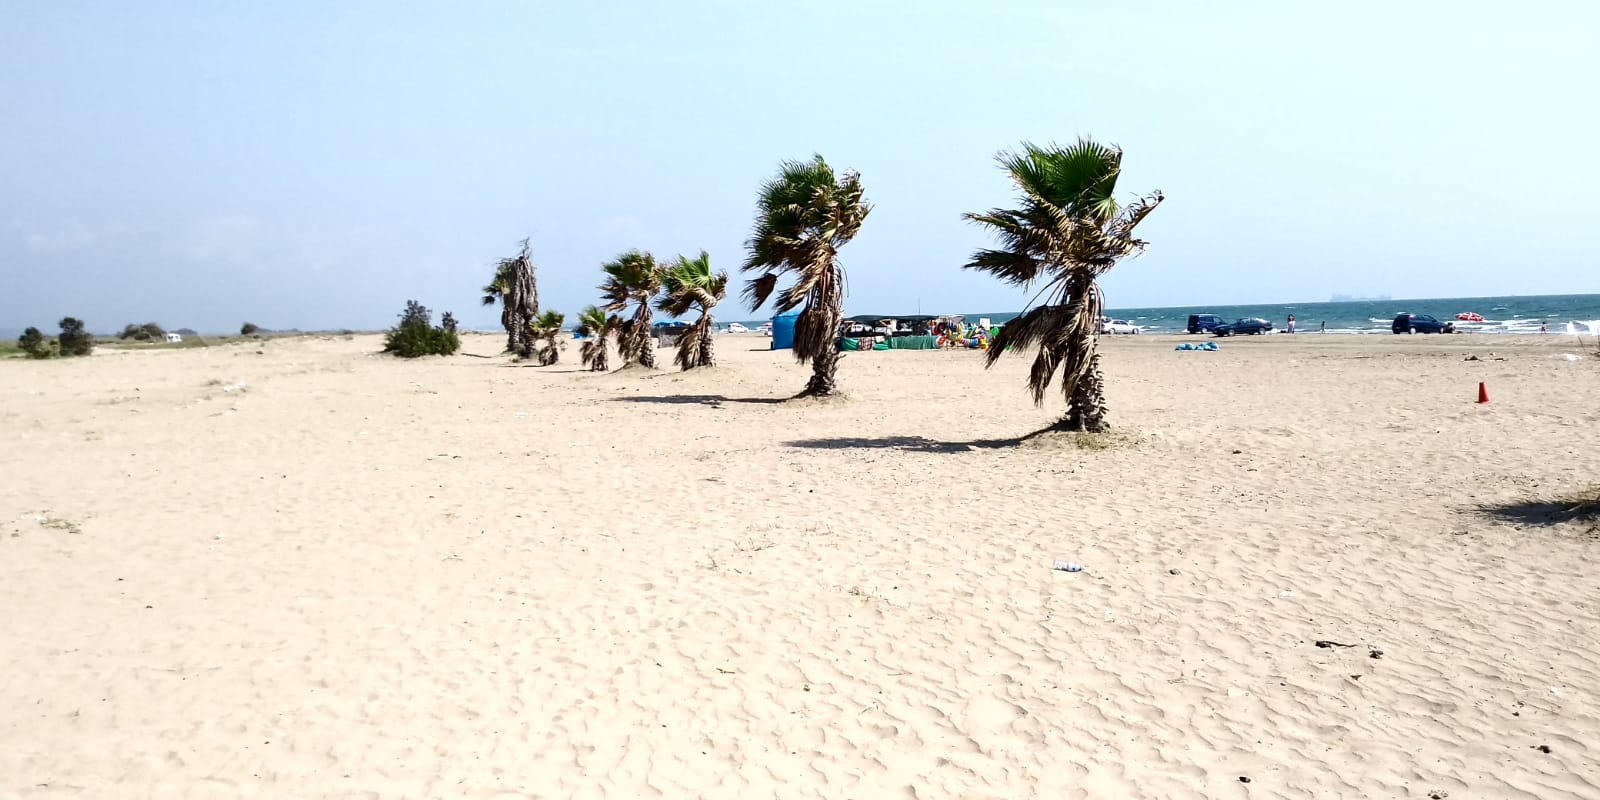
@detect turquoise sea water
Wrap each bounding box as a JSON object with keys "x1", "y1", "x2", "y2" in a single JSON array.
[{"x1": 736, "y1": 293, "x2": 1600, "y2": 335}]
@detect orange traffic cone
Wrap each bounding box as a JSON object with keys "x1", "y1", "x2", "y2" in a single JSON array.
[{"x1": 1477, "y1": 382, "x2": 1490, "y2": 404}]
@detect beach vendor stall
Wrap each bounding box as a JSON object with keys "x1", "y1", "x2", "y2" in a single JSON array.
[{"x1": 837, "y1": 314, "x2": 940, "y2": 351}]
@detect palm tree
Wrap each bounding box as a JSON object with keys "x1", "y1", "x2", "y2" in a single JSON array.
[
  {"x1": 742, "y1": 155, "x2": 871, "y2": 396},
  {"x1": 529, "y1": 310, "x2": 566, "y2": 366},
  {"x1": 577, "y1": 304, "x2": 618, "y2": 372},
  {"x1": 599, "y1": 250, "x2": 664, "y2": 368},
  {"x1": 483, "y1": 238, "x2": 539, "y2": 358},
  {"x1": 657, "y1": 251, "x2": 729, "y2": 370},
  {"x1": 964, "y1": 139, "x2": 1163, "y2": 432}
]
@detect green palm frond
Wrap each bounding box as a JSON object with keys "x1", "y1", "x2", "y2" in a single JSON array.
[
  {"x1": 742, "y1": 155, "x2": 871, "y2": 282},
  {"x1": 657, "y1": 251, "x2": 727, "y2": 317},
  {"x1": 576, "y1": 304, "x2": 608, "y2": 337},
  {"x1": 531, "y1": 310, "x2": 565, "y2": 335}
]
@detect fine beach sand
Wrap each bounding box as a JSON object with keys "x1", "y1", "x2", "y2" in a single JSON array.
[{"x1": 3, "y1": 332, "x2": 1598, "y2": 798}]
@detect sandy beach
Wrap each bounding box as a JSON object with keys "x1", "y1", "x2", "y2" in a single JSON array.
[{"x1": 3, "y1": 332, "x2": 1598, "y2": 799}]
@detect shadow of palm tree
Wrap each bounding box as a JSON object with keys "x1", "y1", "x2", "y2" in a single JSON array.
[
  {"x1": 1480, "y1": 493, "x2": 1599, "y2": 531},
  {"x1": 498, "y1": 364, "x2": 587, "y2": 373},
  {"x1": 784, "y1": 426, "x2": 1058, "y2": 453},
  {"x1": 610, "y1": 394, "x2": 786, "y2": 406}
]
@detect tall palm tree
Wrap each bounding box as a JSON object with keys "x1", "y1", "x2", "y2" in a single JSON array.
[
  {"x1": 577, "y1": 304, "x2": 618, "y2": 372},
  {"x1": 529, "y1": 310, "x2": 566, "y2": 366},
  {"x1": 483, "y1": 238, "x2": 539, "y2": 358},
  {"x1": 657, "y1": 250, "x2": 728, "y2": 370},
  {"x1": 599, "y1": 250, "x2": 664, "y2": 368},
  {"x1": 964, "y1": 139, "x2": 1163, "y2": 432},
  {"x1": 743, "y1": 155, "x2": 871, "y2": 396}
]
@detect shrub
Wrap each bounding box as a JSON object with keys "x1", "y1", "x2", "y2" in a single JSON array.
[
  {"x1": 57, "y1": 318, "x2": 94, "y2": 356},
  {"x1": 119, "y1": 322, "x2": 166, "y2": 341},
  {"x1": 441, "y1": 312, "x2": 458, "y2": 333},
  {"x1": 18, "y1": 327, "x2": 54, "y2": 359},
  {"x1": 382, "y1": 301, "x2": 460, "y2": 358},
  {"x1": 241, "y1": 322, "x2": 260, "y2": 336}
]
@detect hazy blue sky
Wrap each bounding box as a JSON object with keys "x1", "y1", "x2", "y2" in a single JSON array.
[{"x1": 3, "y1": 0, "x2": 1596, "y2": 333}]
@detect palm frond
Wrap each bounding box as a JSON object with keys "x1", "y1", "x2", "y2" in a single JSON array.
[
  {"x1": 672, "y1": 315, "x2": 713, "y2": 370},
  {"x1": 743, "y1": 272, "x2": 780, "y2": 310},
  {"x1": 791, "y1": 302, "x2": 839, "y2": 364},
  {"x1": 1006, "y1": 139, "x2": 1123, "y2": 219}
]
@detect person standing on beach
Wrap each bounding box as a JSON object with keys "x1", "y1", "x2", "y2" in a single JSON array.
[
  {"x1": 1320, "y1": 320, "x2": 1326, "y2": 333},
  {"x1": 1287, "y1": 314, "x2": 1296, "y2": 334}
]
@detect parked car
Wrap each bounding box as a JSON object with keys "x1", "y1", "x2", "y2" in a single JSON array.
[
  {"x1": 1187, "y1": 314, "x2": 1227, "y2": 334},
  {"x1": 1100, "y1": 318, "x2": 1142, "y2": 335},
  {"x1": 726, "y1": 323, "x2": 750, "y2": 333},
  {"x1": 1212, "y1": 317, "x2": 1274, "y2": 336},
  {"x1": 1392, "y1": 313, "x2": 1453, "y2": 334}
]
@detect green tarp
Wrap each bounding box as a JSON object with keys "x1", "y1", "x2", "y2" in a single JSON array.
[
  {"x1": 838, "y1": 337, "x2": 890, "y2": 351},
  {"x1": 884, "y1": 335, "x2": 940, "y2": 350},
  {"x1": 838, "y1": 335, "x2": 939, "y2": 352}
]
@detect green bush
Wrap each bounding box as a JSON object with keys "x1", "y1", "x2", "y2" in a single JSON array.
[
  {"x1": 382, "y1": 300, "x2": 460, "y2": 358},
  {"x1": 240, "y1": 322, "x2": 260, "y2": 336},
  {"x1": 18, "y1": 327, "x2": 54, "y2": 359},
  {"x1": 57, "y1": 318, "x2": 94, "y2": 356},
  {"x1": 119, "y1": 322, "x2": 166, "y2": 341}
]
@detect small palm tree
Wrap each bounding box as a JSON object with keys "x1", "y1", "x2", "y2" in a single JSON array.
[
  {"x1": 529, "y1": 310, "x2": 566, "y2": 366},
  {"x1": 577, "y1": 304, "x2": 618, "y2": 372},
  {"x1": 964, "y1": 139, "x2": 1163, "y2": 432},
  {"x1": 657, "y1": 251, "x2": 728, "y2": 370},
  {"x1": 743, "y1": 155, "x2": 871, "y2": 396},
  {"x1": 483, "y1": 238, "x2": 539, "y2": 358},
  {"x1": 599, "y1": 250, "x2": 664, "y2": 368}
]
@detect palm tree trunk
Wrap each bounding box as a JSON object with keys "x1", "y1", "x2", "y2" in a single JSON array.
[
  {"x1": 637, "y1": 307, "x2": 656, "y2": 369},
  {"x1": 801, "y1": 286, "x2": 842, "y2": 396},
  {"x1": 592, "y1": 336, "x2": 609, "y2": 372},
  {"x1": 1064, "y1": 350, "x2": 1109, "y2": 432},
  {"x1": 501, "y1": 305, "x2": 515, "y2": 354},
  {"x1": 699, "y1": 317, "x2": 716, "y2": 367},
  {"x1": 505, "y1": 257, "x2": 537, "y2": 358}
]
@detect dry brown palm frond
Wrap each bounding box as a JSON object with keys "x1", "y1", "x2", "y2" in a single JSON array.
[
  {"x1": 742, "y1": 272, "x2": 780, "y2": 311},
  {"x1": 674, "y1": 316, "x2": 711, "y2": 370}
]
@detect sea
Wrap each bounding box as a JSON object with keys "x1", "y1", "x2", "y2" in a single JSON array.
[{"x1": 732, "y1": 293, "x2": 1600, "y2": 336}]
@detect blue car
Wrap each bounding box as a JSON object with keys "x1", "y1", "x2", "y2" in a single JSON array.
[
  {"x1": 1392, "y1": 313, "x2": 1453, "y2": 334},
  {"x1": 1212, "y1": 317, "x2": 1274, "y2": 336},
  {"x1": 1187, "y1": 313, "x2": 1227, "y2": 334}
]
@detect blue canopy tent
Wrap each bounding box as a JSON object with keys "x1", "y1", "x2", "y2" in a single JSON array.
[{"x1": 771, "y1": 312, "x2": 800, "y2": 350}]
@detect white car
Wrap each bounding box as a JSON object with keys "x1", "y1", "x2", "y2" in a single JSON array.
[
  {"x1": 1100, "y1": 319, "x2": 1142, "y2": 335},
  {"x1": 726, "y1": 323, "x2": 750, "y2": 333}
]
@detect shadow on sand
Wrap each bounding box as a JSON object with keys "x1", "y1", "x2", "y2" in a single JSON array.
[
  {"x1": 497, "y1": 364, "x2": 588, "y2": 374},
  {"x1": 784, "y1": 427, "x2": 1059, "y2": 453},
  {"x1": 609, "y1": 394, "x2": 787, "y2": 406},
  {"x1": 1479, "y1": 495, "x2": 1599, "y2": 531}
]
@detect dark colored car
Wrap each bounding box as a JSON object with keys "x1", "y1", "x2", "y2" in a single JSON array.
[
  {"x1": 1212, "y1": 317, "x2": 1274, "y2": 336},
  {"x1": 1392, "y1": 313, "x2": 1453, "y2": 334},
  {"x1": 1187, "y1": 314, "x2": 1227, "y2": 334}
]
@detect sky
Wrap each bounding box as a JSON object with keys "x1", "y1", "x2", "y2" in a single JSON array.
[{"x1": 2, "y1": 0, "x2": 1597, "y2": 334}]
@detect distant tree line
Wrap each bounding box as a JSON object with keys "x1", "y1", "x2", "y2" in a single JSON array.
[{"x1": 16, "y1": 318, "x2": 95, "y2": 359}]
